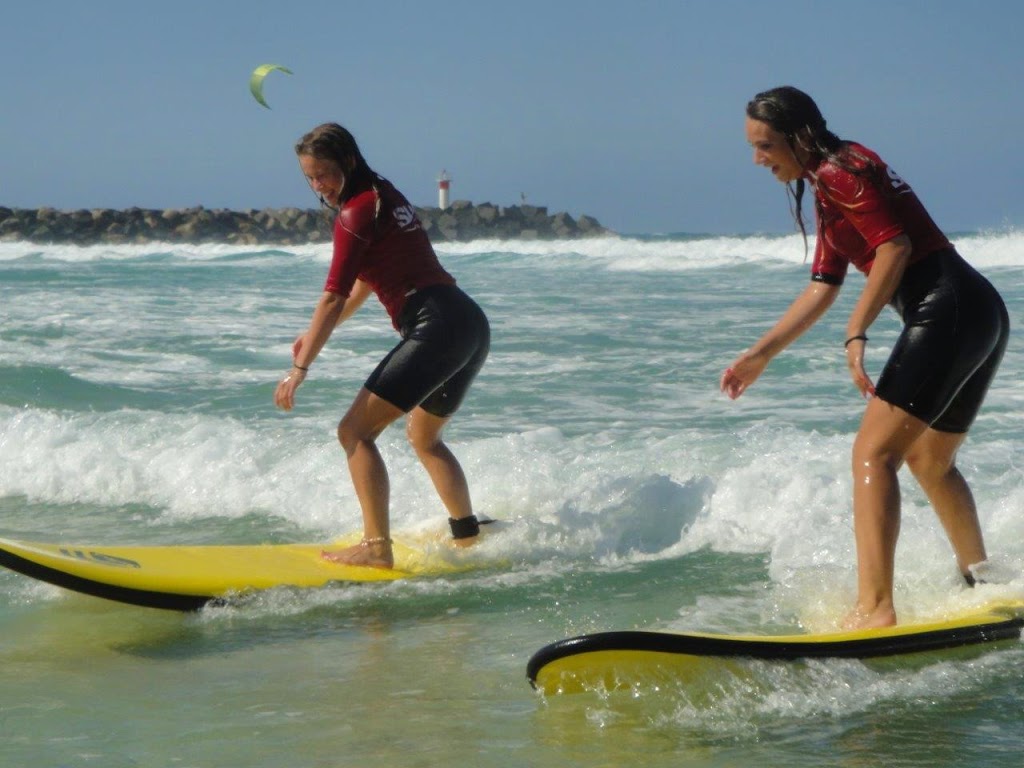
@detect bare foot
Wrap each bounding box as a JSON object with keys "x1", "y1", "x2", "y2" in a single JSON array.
[
  {"x1": 841, "y1": 603, "x2": 897, "y2": 631},
  {"x1": 322, "y1": 539, "x2": 394, "y2": 569},
  {"x1": 451, "y1": 534, "x2": 478, "y2": 549}
]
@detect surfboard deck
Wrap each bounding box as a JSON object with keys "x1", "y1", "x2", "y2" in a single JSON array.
[
  {"x1": 527, "y1": 603, "x2": 1024, "y2": 695},
  {"x1": 0, "y1": 533, "x2": 474, "y2": 611}
]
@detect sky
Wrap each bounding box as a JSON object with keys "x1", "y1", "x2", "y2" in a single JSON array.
[{"x1": 2, "y1": 1, "x2": 1022, "y2": 235}]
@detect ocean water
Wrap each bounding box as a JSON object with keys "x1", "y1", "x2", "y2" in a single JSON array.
[{"x1": 2, "y1": 229, "x2": 1023, "y2": 768}]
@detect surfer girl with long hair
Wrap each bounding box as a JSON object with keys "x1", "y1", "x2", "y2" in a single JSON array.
[
  {"x1": 274, "y1": 122, "x2": 490, "y2": 568},
  {"x1": 721, "y1": 86, "x2": 1009, "y2": 629}
]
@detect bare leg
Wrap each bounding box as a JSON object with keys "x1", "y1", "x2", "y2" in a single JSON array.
[
  {"x1": 323, "y1": 387, "x2": 404, "y2": 568},
  {"x1": 904, "y1": 429, "x2": 987, "y2": 576},
  {"x1": 844, "y1": 398, "x2": 928, "y2": 629},
  {"x1": 407, "y1": 407, "x2": 477, "y2": 546}
]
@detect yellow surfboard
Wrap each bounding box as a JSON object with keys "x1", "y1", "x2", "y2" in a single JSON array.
[
  {"x1": 0, "y1": 533, "x2": 475, "y2": 611},
  {"x1": 528, "y1": 603, "x2": 1024, "y2": 695}
]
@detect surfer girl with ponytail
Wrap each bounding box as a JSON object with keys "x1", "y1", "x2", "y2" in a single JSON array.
[
  {"x1": 275, "y1": 122, "x2": 490, "y2": 568},
  {"x1": 721, "y1": 87, "x2": 1009, "y2": 629}
]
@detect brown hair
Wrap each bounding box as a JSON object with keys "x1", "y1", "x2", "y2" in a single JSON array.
[
  {"x1": 746, "y1": 86, "x2": 862, "y2": 249},
  {"x1": 294, "y1": 123, "x2": 376, "y2": 205}
]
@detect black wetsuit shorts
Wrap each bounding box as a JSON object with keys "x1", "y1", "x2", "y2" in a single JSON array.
[
  {"x1": 875, "y1": 248, "x2": 1009, "y2": 433},
  {"x1": 365, "y1": 284, "x2": 490, "y2": 417}
]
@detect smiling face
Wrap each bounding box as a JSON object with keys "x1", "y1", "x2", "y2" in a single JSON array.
[
  {"x1": 298, "y1": 154, "x2": 345, "y2": 206},
  {"x1": 745, "y1": 116, "x2": 807, "y2": 184}
]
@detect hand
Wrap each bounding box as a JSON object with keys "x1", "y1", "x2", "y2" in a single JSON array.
[
  {"x1": 720, "y1": 350, "x2": 769, "y2": 400},
  {"x1": 844, "y1": 338, "x2": 876, "y2": 398},
  {"x1": 274, "y1": 367, "x2": 307, "y2": 411}
]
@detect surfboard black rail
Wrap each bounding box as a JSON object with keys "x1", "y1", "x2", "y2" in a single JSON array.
[
  {"x1": 0, "y1": 547, "x2": 211, "y2": 611},
  {"x1": 527, "y1": 617, "x2": 1024, "y2": 688}
]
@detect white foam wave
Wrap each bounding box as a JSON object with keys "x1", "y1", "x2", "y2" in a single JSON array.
[
  {"x1": 3, "y1": 405, "x2": 1021, "y2": 606},
  {"x1": 0, "y1": 240, "x2": 330, "y2": 264},
  {"x1": 5, "y1": 226, "x2": 1021, "y2": 271}
]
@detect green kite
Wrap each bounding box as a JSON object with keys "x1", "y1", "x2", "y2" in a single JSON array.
[{"x1": 250, "y1": 64, "x2": 293, "y2": 109}]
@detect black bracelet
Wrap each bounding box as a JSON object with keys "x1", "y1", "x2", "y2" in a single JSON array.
[
  {"x1": 844, "y1": 334, "x2": 868, "y2": 348},
  {"x1": 293, "y1": 363, "x2": 310, "y2": 371}
]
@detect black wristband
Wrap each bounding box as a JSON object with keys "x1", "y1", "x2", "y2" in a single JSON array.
[
  {"x1": 293, "y1": 364, "x2": 309, "y2": 371},
  {"x1": 844, "y1": 334, "x2": 868, "y2": 348}
]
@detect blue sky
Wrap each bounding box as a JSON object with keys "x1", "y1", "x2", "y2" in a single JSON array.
[{"x1": 2, "y1": 1, "x2": 1021, "y2": 234}]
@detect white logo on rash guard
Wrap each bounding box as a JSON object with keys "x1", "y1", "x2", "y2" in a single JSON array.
[
  {"x1": 394, "y1": 204, "x2": 421, "y2": 230},
  {"x1": 886, "y1": 166, "x2": 912, "y2": 194}
]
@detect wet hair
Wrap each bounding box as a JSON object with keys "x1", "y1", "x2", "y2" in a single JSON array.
[
  {"x1": 746, "y1": 86, "x2": 865, "y2": 248},
  {"x1": 294, "y1": 123, "x2": 377, "y2": 207}
]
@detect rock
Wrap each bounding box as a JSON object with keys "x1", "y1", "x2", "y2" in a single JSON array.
[
  {"x1": 0, "y1": 202, "x2": 610, "y2": 244},
  {"x1": 551, "y1": 212, "x2": 578, "y2": 238}
]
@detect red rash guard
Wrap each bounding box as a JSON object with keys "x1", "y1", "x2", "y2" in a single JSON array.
[
  {"x1": 324, "y1": 176, "x2": 455, "y2": 327},
  {"x1": 809, "y1": 143, "x2": 951, "y2": 285}
]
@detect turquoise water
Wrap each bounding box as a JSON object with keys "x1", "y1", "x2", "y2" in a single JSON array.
[{"x1": 2, "y1": 231, "x2": 1023, "y2": 767}]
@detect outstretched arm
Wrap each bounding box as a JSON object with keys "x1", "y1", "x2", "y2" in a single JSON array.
[
  {"x1": 333, "y1": 278, "x2": 372, "y2": 326},
  {"x1": 721, "y1": 280, "x2": 840, "y2": 399},
  {"x1": 842, "y1": 235, "x2": 911, "y2": 397},
  {"x1": 274, "y1": 289, "x2": 350, "y2": 412},
  {"x1": 288, "y1": 278, "x2": 372, "y2": 360}
]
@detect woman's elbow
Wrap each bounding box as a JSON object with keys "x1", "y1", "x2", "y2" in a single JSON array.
[{"x1": 884, "y1": 234, "x2": 913, "y2": 261}]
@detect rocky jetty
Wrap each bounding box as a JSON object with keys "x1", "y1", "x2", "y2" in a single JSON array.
[{"x1": 0, "y1": 201, "x2": 608, "y2": 245}]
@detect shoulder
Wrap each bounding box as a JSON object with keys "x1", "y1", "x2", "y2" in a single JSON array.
[
  {"x1": 814, "y1": 143, "x2": 885, "y2": 202},
  {"x1": 372, "y1": 176, "x2": 409, "y2": 211},
  {"x1": 338, "y1": 188, "x2": 379, "y2": 237},
  {"x1": 374, "y1": 176, "x2": 424, "y2": 232}
]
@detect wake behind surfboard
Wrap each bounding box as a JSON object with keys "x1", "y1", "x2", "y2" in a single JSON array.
[
  {"x1": 0, "y1": 530, "x2": 495, "y2": 611},
  {"x1": 527, "y1": 603, "x2": 1024, "y2": 695}
]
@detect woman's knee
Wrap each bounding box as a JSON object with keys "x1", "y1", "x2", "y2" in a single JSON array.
[
  {"x1": 406, "y1": 420, "x2": 439, "y2": 457},
  {"x1": 337, "y1": 390, "x2": 404, "y2": 454},
  {"x1": 338, "y1": 414, "x2": 385, "y2": 455},
  {"x1": 851, "y1": 400, "x2": 930, "y2": 477},
  {"x1": 904, "y1": 445, "x2": 954, "y2": 486},
  {"x1": 851, "y1": 435, "x2": 904, "y2": 476},
  {"x1": 406, "y1": 409, "x2": 450, "y2": 456},
  {"x1": 904, "y1": 429, "x2": 964, "y2": 487},
  {"x1": 337, "y1": 418, "x2": 360, "y2": 455}
]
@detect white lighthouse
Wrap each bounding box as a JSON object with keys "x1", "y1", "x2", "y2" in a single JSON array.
[{"x1": 437, "y1": 170, "x2": 451, "y2": 210}]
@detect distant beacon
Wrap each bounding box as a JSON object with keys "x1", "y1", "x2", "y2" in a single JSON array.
[{"x1": 438, "y1": 170, "x2": 451, "y2": 210}]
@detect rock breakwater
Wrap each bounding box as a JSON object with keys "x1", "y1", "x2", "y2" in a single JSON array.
[{"x1": 0, "y1": 201, "x2": 608, "y2": 245}]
